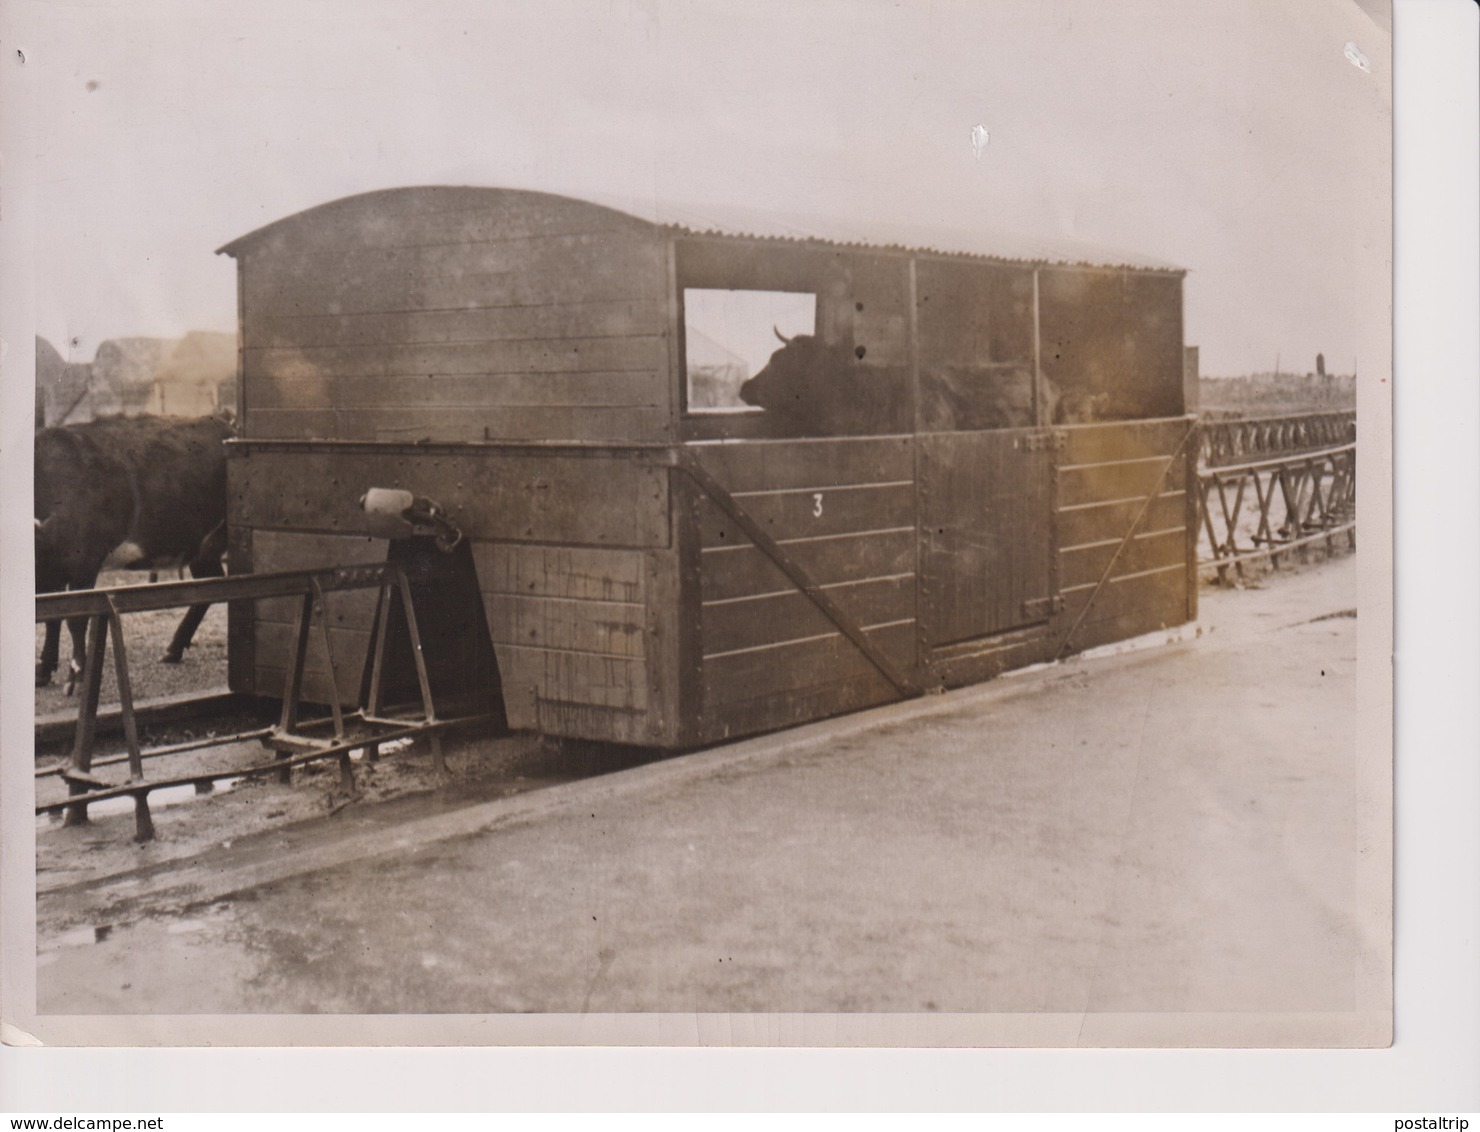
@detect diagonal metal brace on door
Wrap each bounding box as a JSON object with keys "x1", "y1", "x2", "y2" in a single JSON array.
[
  {"x1": 1053, "y1": 422, "x2": 1198, "y2": 661},
  {"x1": 672, "y1": 449, "x2": 924, "y2": 700}
]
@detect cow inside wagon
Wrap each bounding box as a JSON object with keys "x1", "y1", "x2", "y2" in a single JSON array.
[{"x1": 219, "y1": 186, "x2": 1196, "y2": 751}]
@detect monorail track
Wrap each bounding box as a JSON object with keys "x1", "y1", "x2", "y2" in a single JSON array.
[{"x1": 36, "y1": 562, "x2": 503, "y2": 843}]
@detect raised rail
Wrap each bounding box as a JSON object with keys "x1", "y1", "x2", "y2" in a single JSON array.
[
  {"x1": 1198, "y1": 410, "x2": 1355, "y2": 469},
  {"x1": 36, "y1": 563, "x2": 489, "y2": 842},
  {"x1": 1196, "y1": 441, "x2": 1356, "y2": 581}
]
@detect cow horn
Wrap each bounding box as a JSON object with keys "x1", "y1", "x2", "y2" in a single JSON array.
[{"x1": 773, "y1": 326, "x2": 792, "y2": 346}]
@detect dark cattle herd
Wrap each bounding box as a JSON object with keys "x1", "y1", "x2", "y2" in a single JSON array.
[
  {"x1": 34, "y1": 415, "x2": 233, "y2": 690},
  {"x1": 738, "y1": 330, "x2": 1110, "y2": 436}
]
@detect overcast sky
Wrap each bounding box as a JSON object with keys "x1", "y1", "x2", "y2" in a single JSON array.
[{"x1": 11, "y1": 0, "x2": 1391, "y2": 377}]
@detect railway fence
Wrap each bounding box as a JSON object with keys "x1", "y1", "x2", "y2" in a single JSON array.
[
  {"x1": 1194, "y1": 410, "x2": 1357, "y2": 582},
  {"x1": 1198, "y1": 410, "x2": 1355, "y2": 469}
]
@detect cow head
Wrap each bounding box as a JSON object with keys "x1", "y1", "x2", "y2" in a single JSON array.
[
  {"x1": 737, "y1": 331, "x2": 843, "y2": 431},
  {"x1": 738, "y1": 329, "x2": 914, "y2": 436}
]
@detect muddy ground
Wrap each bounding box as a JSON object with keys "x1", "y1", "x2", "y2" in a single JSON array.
[
  {"x1": 33, "y1": 549, "x2": 1355, "y2": 951},
  {"x1": 33, "y1": 572, "x2": 664, "y2": 928},
  {"x1": 28, "y1": 550, "x2": 1367, "y2": 1025}
]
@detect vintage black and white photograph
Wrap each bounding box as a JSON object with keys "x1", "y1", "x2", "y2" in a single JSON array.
[{"x1": 4, "y1": 0, "x2": 1392, "y2": 1048}]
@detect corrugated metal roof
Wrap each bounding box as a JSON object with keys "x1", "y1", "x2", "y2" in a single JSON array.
[
  {"x1": 218, "y1": 186, "x2": 1183, "y2": 274},
  {"x1": 648, "y1": 199, "x2": 1184, "y2": 274}
]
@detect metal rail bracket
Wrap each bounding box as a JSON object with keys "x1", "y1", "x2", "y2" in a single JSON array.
[{"x1": 35, "y1": 563, "x2": 487, "y2": 842}]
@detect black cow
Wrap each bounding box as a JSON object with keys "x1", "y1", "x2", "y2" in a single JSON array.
[
  {"x1": 919, "y1": 364, "x2": 1060, "y2": 431},
  {"x1": 739, "y1": 331, "x2": 1103, "y2": 435},
  {"x1": 35, "y1": 415, "x2": 232, "y2": 690},
  {"x1": 738, "y1": 332, "x2": 912, "y2": 436},
  {"x1": 920, "y1": 368, "x2": 1111, "y2": 429},
  {"x1": 1056, "y1": 388, "x2": 1112, "y2": 424}
]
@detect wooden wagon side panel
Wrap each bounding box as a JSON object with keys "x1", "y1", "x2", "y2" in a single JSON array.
[
  {"x1": 1037, "y1": 269, "x2": 1185, "y2": 421},
  {"x1": 926, "y1": 416, "x2": 1195, "y2": 688},
  {"x1": 1053, "y1": 417, "x2": 1195, "y2": 653},
  {"x1": 228, "y1": 443, "x2": 678, "y2": 738},
  {"x1": 469, "y1": 542, "x2": 678, "y2": 747},
  {"x1": 233, "y1": 189, "x2": 673, "y2": 445},
  {"x1": 229, "y1": 445, "x2": 670, "y2": 548},
  {"x1": 688, "y1": 436, "x2": 918, "y2": 744}
]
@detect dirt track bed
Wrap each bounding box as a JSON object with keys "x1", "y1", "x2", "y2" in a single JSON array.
[
  {"x1": 33, "y1": 552, "x2": 1362, "y2": 1018},
  {"x1": 34, "y1": 553, "x2": 1354, "y2": 947},
  {"x1": 33, "y1": 569, "x2": 674, "y2": 941},
  {"x1": 35, "y1": 730, "x2": 529, "y2": 902},
  {"x1": 35, "y1": 717, "x2": 668, "y2": 937}
]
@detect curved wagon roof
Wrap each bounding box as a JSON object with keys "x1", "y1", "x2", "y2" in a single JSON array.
[{"x1": 216, "y1": 185, "x2": 1184, "y2": 275}]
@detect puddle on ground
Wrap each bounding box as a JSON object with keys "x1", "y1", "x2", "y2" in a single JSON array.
[
  {"x1": 40, "y1": 902, "x2": 234, "y2": 971},
  {"x1": 36, "y1": 777, "x2": 241, "y2": 830},
  {"x1": 350, "y1": 737, "x2": 414, "y2": 760}
]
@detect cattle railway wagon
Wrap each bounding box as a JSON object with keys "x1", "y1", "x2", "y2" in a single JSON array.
[{"x1": 219, "y1": 186, "x2": 1196, "y2": 748}]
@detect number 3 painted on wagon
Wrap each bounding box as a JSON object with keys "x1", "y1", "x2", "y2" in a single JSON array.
[{"x1": 812, "y1": 493, "x2": 824, "y2": 518}]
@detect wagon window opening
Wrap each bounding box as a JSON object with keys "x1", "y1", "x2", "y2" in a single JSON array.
[{"x1": 682, "y1": 288, "x2": 816, "y2": 413}]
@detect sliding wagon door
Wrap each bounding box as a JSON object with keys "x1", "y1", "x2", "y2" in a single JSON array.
[{"x1": 918, "y1": 429, "x2": 1057, "y2": 647}]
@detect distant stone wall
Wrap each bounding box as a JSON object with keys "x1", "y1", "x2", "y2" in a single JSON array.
[{"x1": 35, "y1": 331, "x2": 237, "y2": 427}]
